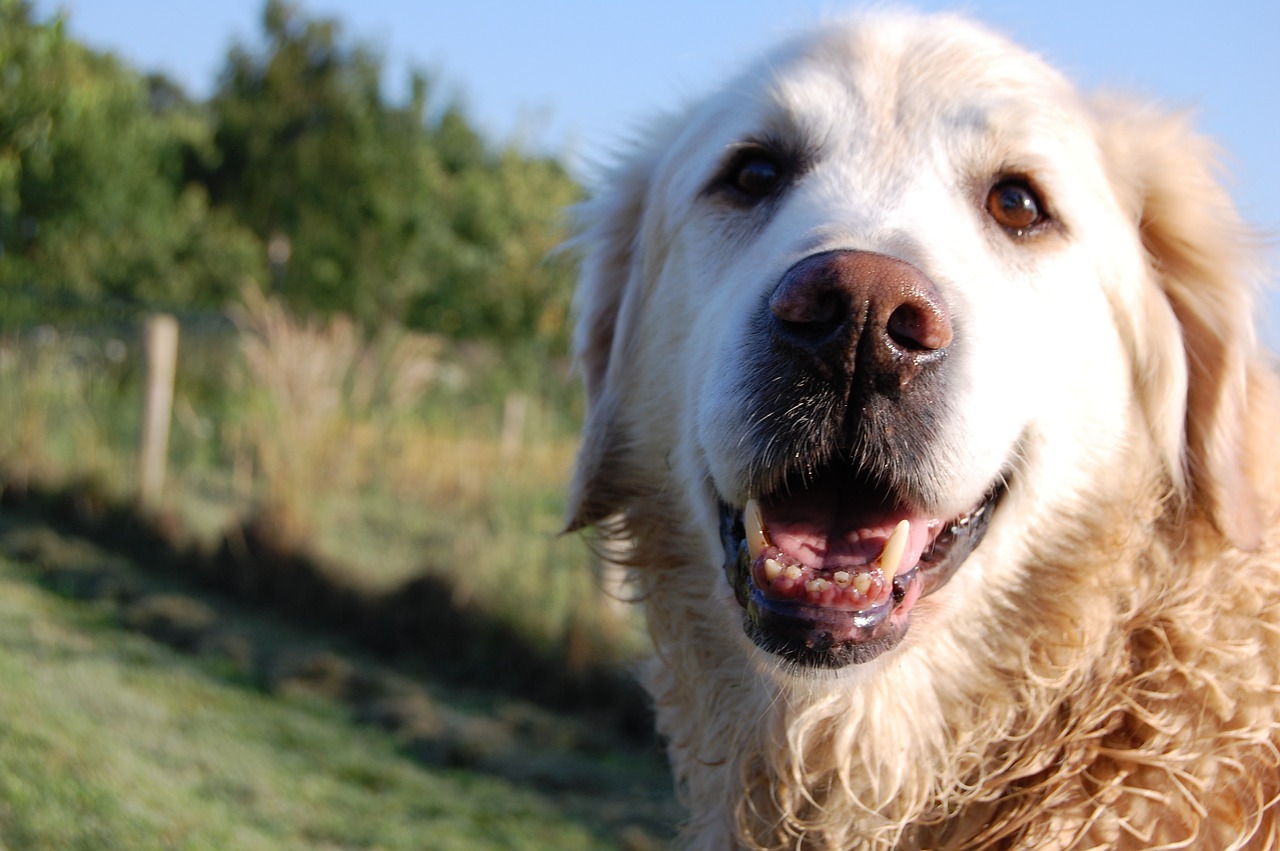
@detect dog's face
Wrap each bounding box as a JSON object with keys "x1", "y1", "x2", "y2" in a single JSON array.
[{"x1": 570, "y1": 14, "x2": 1257, "y2": 674}]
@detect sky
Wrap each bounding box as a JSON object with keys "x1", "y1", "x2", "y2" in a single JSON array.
[{"x1": 39, "y1": 0, "x2": 1280, "y2": 347}]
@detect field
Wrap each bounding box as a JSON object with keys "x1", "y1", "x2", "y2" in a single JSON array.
[
  {"x1": 0, "y1": 513, "x2": 673, "y2": 850},
  {"x1": 0, "y1": 300, "x2": 674, "y2": 848}
]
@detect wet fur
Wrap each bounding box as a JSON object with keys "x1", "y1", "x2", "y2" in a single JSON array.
[{"x1": 568, "y1": 12, "x2": 1280, "y2": 849}]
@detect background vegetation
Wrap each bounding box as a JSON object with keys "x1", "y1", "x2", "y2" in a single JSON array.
[
  {"x1": 1, "y1": 0, "x2": 580, "y2": 348},
  {"x1": 0, "y1": 0, "x2": 667, "y2": 846}
]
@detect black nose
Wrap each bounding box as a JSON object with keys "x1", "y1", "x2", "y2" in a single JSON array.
[{"x1": 768, "y1": 250, "x2": 952, "y2": 388}]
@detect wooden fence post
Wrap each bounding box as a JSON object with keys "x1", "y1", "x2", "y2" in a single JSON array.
[
  {"x1": 138, "y1": 314, "x2": 179, "y2": 512},
  {"x1": 501, "y1": 392, "x2": 528, "y2": 462}
]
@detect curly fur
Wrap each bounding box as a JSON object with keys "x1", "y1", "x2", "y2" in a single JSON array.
[
  {"x1": 567, "y1": 12, "x2": 1280, "y2": 849},
  {"x1": 609, "y1": 424, "x2": 1280, "y2": 849}
]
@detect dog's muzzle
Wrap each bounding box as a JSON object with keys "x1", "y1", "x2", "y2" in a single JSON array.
[{"x1": 720, "y1": 250, "x2": 1006, "y2": 668}]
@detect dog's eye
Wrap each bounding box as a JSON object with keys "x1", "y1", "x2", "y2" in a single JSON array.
[
  {"x1": 986, "y1": 178, "x2": 1047, "y2": 235},
  {"x1": 733, "y1": 155, "x2": 783, "y2": 197},
  {"x1": 711, "y1": 147, "x2": 788, "y2": 203}
]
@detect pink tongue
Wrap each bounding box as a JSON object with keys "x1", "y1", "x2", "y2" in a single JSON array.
[{"x1": 760, "y1": 481, "x2": 933, "y2": 571}]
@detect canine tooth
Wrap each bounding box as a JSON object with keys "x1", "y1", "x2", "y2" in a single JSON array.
[
  {"x1": 876, "y1": 520, "x2": 910, "y2": 583},
  {"x1": 744, "y1": 498, "x2": 768, "y2": 560},
  {"x1": 832, "y1": 571, "x2": 851, "y2": 587},
  {"x1": 853, "y1": 573, "x2": 872, "y2": 596},
  {"x1": 764, "y1": 558, "x2": 784, "y2": 581}
]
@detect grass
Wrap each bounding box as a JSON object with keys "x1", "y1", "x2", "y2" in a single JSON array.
[
  {"x1": 0, "y1": 303, "x2": 674, "y2": 847},
  {"x1": 0, "y1": 516, "x2": 674, "y2": 850},
  {"x1": 0, "y1": 327, "x2": 140, "y2": 490},
  {"x1": 0, "y1": 296, "x2": 644, "y2": 670}
]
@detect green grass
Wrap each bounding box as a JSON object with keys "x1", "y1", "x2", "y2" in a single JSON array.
[
  {"x1": 0, "y1": 520, "x2": 674, "y2": 851},
  {"x1": 0, "y1": 315, "x2": 673, "y2": 847},
  {"x1": 0, "y1": 315, "x2": 644, "y2": 674}
]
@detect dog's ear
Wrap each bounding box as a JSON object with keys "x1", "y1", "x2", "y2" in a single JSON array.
[
  {"x1": 563, "y1": 151, "x2": 659, "y2": 533},
  {"x1": 1096, "y1": 101, "x2": 1265, "y2": 550}
]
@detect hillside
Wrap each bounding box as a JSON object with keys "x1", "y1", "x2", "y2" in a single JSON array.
[{"x1": 0, "y1": 510, "x2": 674, "y2": 850}]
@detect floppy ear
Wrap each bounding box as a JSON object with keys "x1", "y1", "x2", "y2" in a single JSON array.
[
  {"x1": 1095, "y1": 101, "x2": 1265, "y2": 550},
  {"x1": 563, "y1": 151, "x2": 658, "y2": 533}
]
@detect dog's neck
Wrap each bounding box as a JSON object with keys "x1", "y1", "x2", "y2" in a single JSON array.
[{"x1": 624, "y1": 466, "x2": 1279, "y2": 849}]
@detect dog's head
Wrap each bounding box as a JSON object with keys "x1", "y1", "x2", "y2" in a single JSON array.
[{"x1": 568, "y1": 13, "x2": 1263, "y2": 672}]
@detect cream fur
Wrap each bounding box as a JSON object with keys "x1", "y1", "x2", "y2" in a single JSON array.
[{"x1": 568, "y1": 12, "x2": 1280, "y2": 849}]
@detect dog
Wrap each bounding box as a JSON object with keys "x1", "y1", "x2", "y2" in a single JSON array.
[{"x1": 566, "y1": 11, "x2": 1280, "y2": 850}]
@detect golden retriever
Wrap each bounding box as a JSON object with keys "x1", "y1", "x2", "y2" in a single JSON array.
[{"x1": 566, "y1": 11, "x2": 1280, "y2": 850}]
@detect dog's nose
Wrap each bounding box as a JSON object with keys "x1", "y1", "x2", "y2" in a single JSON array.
[{"x1": 768, "y1": 250, "x2": 952, "y2": 386}]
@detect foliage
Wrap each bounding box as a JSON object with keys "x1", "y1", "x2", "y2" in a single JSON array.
[
  {"x1": 200, "y1": 0, "x2": 582, "y2": 348},
  {"x1": 201, "y1": 0, "x2": 582, "y2": 348},
  {"x1": 0, "y1": 0, "x2": 265, "y2": 324},
  {"x1": 0, "y1": 0, "x2": 583, "y2": 351}
]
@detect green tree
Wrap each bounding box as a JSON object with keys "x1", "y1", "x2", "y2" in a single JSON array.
[
  {"x1": 0, "y1": 0, "x2": 264, "y2": 326},
  {"x1": 202, "y1": 0, "x2": 581, "y2": 349}
]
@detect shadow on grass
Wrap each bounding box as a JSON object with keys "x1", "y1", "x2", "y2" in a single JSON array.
[
  {"x1": 0, "y1": 480, "x2": 676, "y2": 850},
  {"x1": 0, "y1": 471, "x2": 653, "y2": 736}
]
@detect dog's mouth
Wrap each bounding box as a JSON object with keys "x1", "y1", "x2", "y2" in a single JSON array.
[{"x1": 720, "y1": 461, "x2": 1006, "y2": 669}]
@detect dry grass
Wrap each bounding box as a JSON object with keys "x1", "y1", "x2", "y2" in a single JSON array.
[
  {"x1": 0, "y1": 296, "x2": 645, "y2": 678},
  {"x1": 0, "y1": 330, "x2": 137, "y2": 490},
  {"x1": 230, "y1": 286, "x2": 445, "y2": 544}
]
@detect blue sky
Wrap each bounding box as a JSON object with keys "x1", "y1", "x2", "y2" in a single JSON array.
[{"x1": 42, "y1": 0, "x2": 1280, "y2": 347}]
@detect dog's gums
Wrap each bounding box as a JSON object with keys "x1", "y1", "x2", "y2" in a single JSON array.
[
  {"x1": 745, "y1": 503, "x2": 910, "y2": 606},
  {"x1": 720, "y1": 478, "x2": 1004, "y2": 668}
]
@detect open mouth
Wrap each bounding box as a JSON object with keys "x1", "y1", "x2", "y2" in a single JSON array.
[{"x1": 720, "y1": 462, "x2": 1006, "y2": 668}]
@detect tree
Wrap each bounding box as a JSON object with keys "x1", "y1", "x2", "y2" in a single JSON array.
[
  {"x1": 0, "y1": 0, "x2": 581, "y2": 349},
  {"x1": 201, "y1": 0, "x2": 581, "y2": 349},
  {"x1": 0, "y1": 0, "x2": 264, "y2": 326}
]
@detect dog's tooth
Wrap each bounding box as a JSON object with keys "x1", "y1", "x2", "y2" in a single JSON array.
[
  {"x1": 782, "y1": 564, "x2": 803, "y2": 581},
  {"x1": 764, "y1": 558, "x2": 784, "y2": 582},
  {"x1": 853, "y1": 573, "x2": 872, "y2": 596},
  {"x1": 832, "y1": 571, "x2": 851, "y2": 588},
  {"x1": 876, "y1": 520, "x2": 910, "y2": 584},
  {"x1": 805, "y1": 578, "x2": 829, "y2": 594},
  {"x1": 744, "y1": 498, "x2": 768, "y2": 560}
]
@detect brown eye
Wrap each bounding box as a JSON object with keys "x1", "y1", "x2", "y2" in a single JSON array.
[
  {"x1": 734, "y1": 155, "x2": 783, "y2": 197},
  {"x1": 705, "y1": 142, "x2": 801, "y2": 207},
  {"x1": 986, "y1": 178, "x2": 1046, "y2": 234}
]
